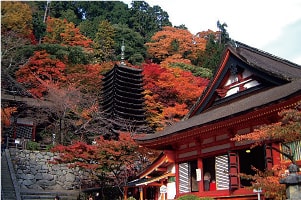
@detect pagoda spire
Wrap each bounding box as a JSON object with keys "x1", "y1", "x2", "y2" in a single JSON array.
[{"x1": 121, "y1": 40, "x2": 125, "y2": 65}]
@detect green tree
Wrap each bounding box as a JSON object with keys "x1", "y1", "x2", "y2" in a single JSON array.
[
  {"x1": 76, "y1": 1, "x2": 130, "y2": 24},
  {"x1": 195, "y1": 22, "x2": 230, "y2": 73},
  {"x1": 25, "y1": 1, "x2": 47, "y2": 43},
  {"x1": 217, "y1": 20, "x2": 230, "y2": 44},
  {"x1": 113, "y1": 24, "x2": 146, "y2": 65},
  {"x1": 197, "y1": 33, "x2": 224, "y2": 72},
  {"x1": 93, "y1": 20, "x2": 116, "y2": 62},
  {"x1": 78, "y1": 18, "x2": 99, "y2": 40},
  {"x1": 47, "y1": 1, "x2": 81, "y2": 25},
  {"x1": 129, "y1": 1, "x2": 171, "y2": 41}
]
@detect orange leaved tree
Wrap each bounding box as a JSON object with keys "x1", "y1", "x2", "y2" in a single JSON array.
[
  {"x1": 146, "y1": 26, "x2": 206, "y2": 63},
  {"x1": 143, "y1": 62, "x2": 208, "y2": 130},
  {"x1": 16, "y1": 50, "x2": 66, "y2": 98},
  {"x1": 43, "y1": 17, "x2": 93, "y2": 50}
]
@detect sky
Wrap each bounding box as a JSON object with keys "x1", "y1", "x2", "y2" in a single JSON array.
[{"x1": 123, "y1": 0, "x2": 301, "y2": 65}]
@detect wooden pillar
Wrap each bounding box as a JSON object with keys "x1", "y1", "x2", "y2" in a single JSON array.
[
  {"x1": 272, "y1": 142, "x2": 281, "y2": 165},
  {"x1": 175, "y1": 163, "x2": 179, "y2": 197},
  {"x1": 139, "y1": 186, "x2": 143, "y2": 200},
  {"x1": 198, "y1": 157, "x2": 204, "y2": 193},
  {"x1": 124, "y1": 187, "x2": 128, "y2": 200},
  {"x1": 32, "y1": 124, "x2": 36, "y2": 141}
]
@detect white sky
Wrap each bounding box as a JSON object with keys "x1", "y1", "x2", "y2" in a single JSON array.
[{"x1": 123, "y1": 0, "x2": 301, "y2": 65}]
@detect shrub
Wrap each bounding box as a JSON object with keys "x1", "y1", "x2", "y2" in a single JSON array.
[
  {"x1": 177, "y1": 194, "x2": 214, "y2": 200},
  {"x1": 26, "y1": 141, "x2": 40, "y2": 150}
]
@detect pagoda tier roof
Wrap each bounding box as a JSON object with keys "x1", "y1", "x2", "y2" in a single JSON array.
[
  {"x1": 116, "y1": 63, "x2": 143, "y2": 73},
  {"x1": 110, "y1": 117, "x2": 149, "y2": 127},
  {"x1": 103, "y1": 98, "x2": 145, "y2": 110},
  {"x1": 115, "y1": 68, "x2": 143, "y2": 80},
  {"x1": 104, "y1": 115, "x2": 148, "y2": 126},
  {"x1": 102, "y1": 87, "x2": 144, "y2": 100},
  {"x1": 102, "y1": 92, "x2": 145, "y2": 104},
  {"x1": 102, "y1": 75, "x2": 144, "y2": 89},
  {"x1": 104, "y1": 109, "x2": 147, "y2": 121},
  {"x1": 102, "y1": 64, "x2": 143, "y2": 81},
  {"x1": 102, "y1": 105, "x2": 146, "y2": 117},
  {"x1": 102, "y1": 81, "x2": 144, "y2": 94},
  {"x1": 105, "y1": 103, "x2": 146, "y2": 116}
]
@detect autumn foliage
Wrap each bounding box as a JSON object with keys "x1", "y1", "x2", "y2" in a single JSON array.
[
  {"x1": 51, "y1": 132, "x2": 159, "y2": 190},
  {"x1": 143, "y1": 63, "x2": 208, "y2": 130},
  {"x1": 1, "y1": 107, "x2": 17, "y2": 127},
  {"x1": 43, "y1": 17, "x2": 93, "y2": 50},
  {"x1": 1, "y1": 1, "x2": 33, "y2": 37},
  {"x1": 16, "y1": 50, "x2": 67, "y2": 98},
  {"x1": 146, "y1": 26, "x2": 206, "y2": 63},
  {"x1": 232, "y1": 107, "x2": 301, "y2": 148}
]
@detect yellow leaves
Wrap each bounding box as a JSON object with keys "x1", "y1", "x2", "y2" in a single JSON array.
[
  {"x1": 1, "y1": 2, "x2": 33, "y2": 35},
  {"x1": 43, "y1": 17, "x2": 93, "y2": 50}
]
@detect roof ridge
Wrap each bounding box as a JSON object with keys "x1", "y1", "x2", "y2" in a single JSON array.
[{"x1": 233, "y1": 41, "x2": 301, "y2": 68}]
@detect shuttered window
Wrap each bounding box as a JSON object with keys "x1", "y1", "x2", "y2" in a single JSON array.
[
  {"x1": 215, "y1": 155, "x2": 229, "y2": 190},
  {"x1": 178, "y1": 160, "x2": 198, "y2": 193},
  {"x1": 179, "y1": 162, "x2": 190, "y2": 193}
]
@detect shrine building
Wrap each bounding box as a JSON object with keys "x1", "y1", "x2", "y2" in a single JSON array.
[{"x1": 125, "y1": 41, "x2": 301, "y2": 200}]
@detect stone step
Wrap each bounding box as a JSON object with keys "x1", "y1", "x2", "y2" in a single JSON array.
[
  {"x1": 1, "y1": 152, "x2": 17, "y2": 200},
  {"x1": 21, "y1": 190, "x2": 79, "y2": 200}
]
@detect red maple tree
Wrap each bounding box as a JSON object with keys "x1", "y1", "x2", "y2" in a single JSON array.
[
  {"x1": 51, "y1": 132, "x2": 159, "y2": 197},
  {"x1": 143, "y1": 62, "x2": 208, "y2": 130},
  {"x1": 16, "y1": 50, "x2": 66, "y2": 98}
]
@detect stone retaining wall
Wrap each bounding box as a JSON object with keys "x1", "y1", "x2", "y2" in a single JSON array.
[{"x1": 9, "y1": 149, "x2": 91, "y2": 191}]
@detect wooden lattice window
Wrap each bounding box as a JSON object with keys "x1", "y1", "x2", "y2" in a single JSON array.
[{"x1": 281, "y1": 140, "x2": 301, "y2": 161}]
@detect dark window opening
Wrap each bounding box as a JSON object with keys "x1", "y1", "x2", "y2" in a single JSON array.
[
  {"x1": 238, "y1": 146, "x2": 265, "y2": 186},
  {"x1": 190, "y1": 160, "x2": 198, "y2": 192},
  {"x1": 203, "y1": 156, "x2": 218, "y2": 191}
]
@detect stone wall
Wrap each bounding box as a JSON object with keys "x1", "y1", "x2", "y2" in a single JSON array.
[{"x1": 9, "y1": 149, "x2": 91, "y2": 191}]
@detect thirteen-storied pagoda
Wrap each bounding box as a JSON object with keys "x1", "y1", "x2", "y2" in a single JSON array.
[{"x1": 101, "y1": 43, "x2": 150, "y2": 137}]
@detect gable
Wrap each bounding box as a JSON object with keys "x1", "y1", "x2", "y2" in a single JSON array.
[{"x1": 188, "y1": 44, "x2": 295, "y2": 117}]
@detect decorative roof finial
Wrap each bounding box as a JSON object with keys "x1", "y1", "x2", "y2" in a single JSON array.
[{"x1": 121, "y1": 40, "x2": 125, "y2": 65}]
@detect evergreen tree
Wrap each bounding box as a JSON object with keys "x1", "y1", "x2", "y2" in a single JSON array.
[
  {"x1": 129, "y1": 1, "x2": 171, "y2": 42},
  {"x1": 93, "y1": 20, "x2": 116, "y2": 62}
]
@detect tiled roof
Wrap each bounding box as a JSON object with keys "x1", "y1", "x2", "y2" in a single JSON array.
[{"x1": 233, "y1": 41, "x2": 301, "y2": 81}]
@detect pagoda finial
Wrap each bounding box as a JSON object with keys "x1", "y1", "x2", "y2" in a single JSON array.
[{"x1": 121, "y1": 40, "x2": 125, "y2": 65}]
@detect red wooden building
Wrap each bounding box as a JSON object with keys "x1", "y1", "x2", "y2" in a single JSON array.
[{"x1": 125, "y1": 42, "x2": 301, "y2": 200}]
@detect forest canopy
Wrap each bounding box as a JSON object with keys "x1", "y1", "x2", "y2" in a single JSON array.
[{"x1": 1, "y1": 1, "x2": 229, "y2": 143}]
